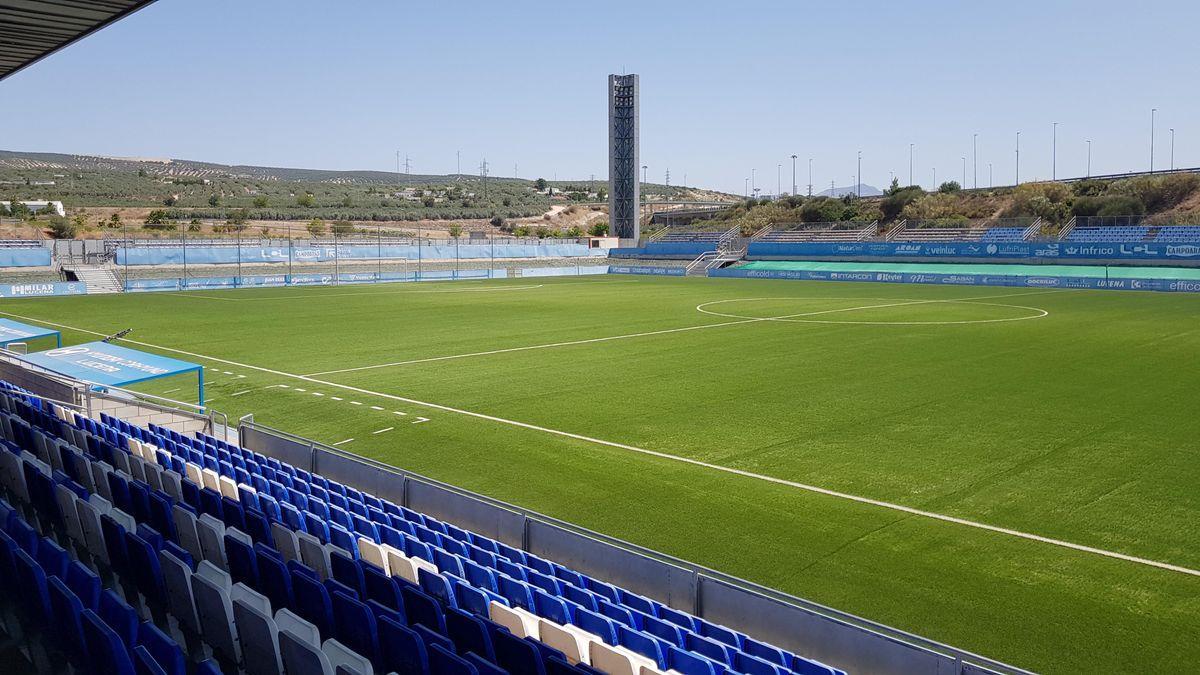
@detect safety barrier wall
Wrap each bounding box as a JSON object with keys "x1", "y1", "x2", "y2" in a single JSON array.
[
  {"x1": 747, "y1": 240, "x2": 1200, "y2": 262},
  {"x1": 710, "y1": 267, "x2": 1200, "y2": 293},
  {"x1": 0, "y1": 248, "x2": 52, "y2": 267},
  {"x1": 116, "y1": 243, "x2": 604, "y2": 266},
  {"x1": 238, "y1": 420, "x2": 1025, "y2": 675},
  {"x1": 518, "y1": 265, "x2": 610, "y2": 277},
  {"x1": 607, "y1": 265, "x2": 687, "y2": 276},
  {"x1": 123, "y1": 269, "x2": 507, "y2": 292},
  {"x1": 0, "y1": 281, "x2": 87, "y2": 298}
]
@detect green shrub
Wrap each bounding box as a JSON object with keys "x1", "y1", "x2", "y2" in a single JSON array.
[
  {"x1": 1072, "y1": 195, "x2": 1145, "y2": 217},
  {"x1": 587, "y1": 221, "x2": 609, "y2": 236},
  {"x1": 799, "y1": 197, "x2": 846, "y2": 223},
  {"x1": 938, "y1": 181, "x2": 962, "y2": 194},
  {"x1": 47, "y1": 216, "x2": 77, "y2": 239}
]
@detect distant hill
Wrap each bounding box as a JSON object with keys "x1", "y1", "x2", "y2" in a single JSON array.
[
  {"x1": 816, "y1": 183, "x2": 883, "y2": 198},
  {"x1": 0, "y1": 150, "x2": 483, "y2": 185}
]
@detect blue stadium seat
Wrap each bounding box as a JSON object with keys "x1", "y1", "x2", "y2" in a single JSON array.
[
  {"x1": 430, "y1": 642, "x2": 480, "y2": 675},
  {"x1": 82, "y1": 608, "x2": 136, "y2": 675},
  {"x1": 446, "y1": 606, "x2": 495, "y2": 661},
  {"x1": 332, "y1": 590, "x2": 380, "y2": 666},
  {"x1": 293, "y1": 571, "x2": 334, "y2": 638}
]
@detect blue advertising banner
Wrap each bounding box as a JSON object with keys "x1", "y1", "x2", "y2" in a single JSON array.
[
  {"x1": 608, "y1": 265, "x2": 687, "y2": 276},
  {"x1": 0, "y1": 249, "x2": 52, "y2": 267},
  {"x1": 115, "y1": 244, "x2": 604, "y2": 266},
  {"x1": 0, "y1": 319, "x2": 61, "y2": 347},
  {"x1": 747, "y1": 241, "x2": 1200, "y2": 262},
  {"x1": 21, "y1": 342, "x2": 205, "y2": 403},
  {"x1": 709, "y1": 267, "x2": 1200, "y2": 293},
  {"x1": 0, "y1": 281, "x2": 87, "y2": 298}
]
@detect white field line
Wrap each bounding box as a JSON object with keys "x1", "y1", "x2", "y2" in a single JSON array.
[
  {"x1": 307, "y1": 290, "x2": 1060, "y2": 377},
  {"x1": 372, "y1": 427, "x2": 394, "y2": 435},
  {"x1": 332, "y1": 438, "x2": 354, "y2": 446},
  {"x1": 230, "y1": 389, "x2": 253, "y2": 397},
  {"x1": 4, "y1": 300, "x2": 1196, "y2": 578}
]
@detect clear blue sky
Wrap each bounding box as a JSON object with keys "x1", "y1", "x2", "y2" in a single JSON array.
[{"x1": 2, "y1": 0, "x2": 1197, "y2": 194}]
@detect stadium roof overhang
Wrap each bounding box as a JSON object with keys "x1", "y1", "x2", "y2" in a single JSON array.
[{"x1": 1, "y1": 1, "x2": 157, "y2": 81}]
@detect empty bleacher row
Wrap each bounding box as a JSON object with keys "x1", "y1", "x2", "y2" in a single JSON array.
[
  {"x1": 657, "y1": 232, "x2": 727, "y2": 244},
  {"x1": 0, "y1": 381, "x2": 845, "y2": 675},
  {"x1": 756, "y1": 228, "x2": 867, "y2": 243},
  {"x1": 977, "y1": 228, "x2": 1026, "y2": 243},
  {"x1": 1154, "y1": 226, "x2": 1200, "y2": 242},
  {"x1": 1064, "y1": 226, "x2": 1149, "y2": 242}
]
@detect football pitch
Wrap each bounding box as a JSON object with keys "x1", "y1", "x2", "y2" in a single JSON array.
[{"x1": 4, "y1": 275, "x2": 1199, "y2": 673}]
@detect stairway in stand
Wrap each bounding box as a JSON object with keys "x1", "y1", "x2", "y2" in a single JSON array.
[{"x1": 62, "y1": 264, "x2": 123, "y2": 294}]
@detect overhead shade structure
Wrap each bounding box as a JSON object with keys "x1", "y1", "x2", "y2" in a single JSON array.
[
  {"x1": 0, "y1": 318, "x2": 61, "y2": 348},
  {"x1": 20, "y1": 341, "x2": 204, "y2": 405},
  {"x1": 1, "y1": 1, "x2": 158, "y2": 81}
]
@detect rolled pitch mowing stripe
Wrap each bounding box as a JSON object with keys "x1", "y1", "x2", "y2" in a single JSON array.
[{"x1": 740, "y1": 260, "x2": 1200, "y2": 280}]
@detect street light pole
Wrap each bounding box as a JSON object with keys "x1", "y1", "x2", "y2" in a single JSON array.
[
  {"x1": 790, "y1": 155, "x2": 797, "y2": 197},
  {"x1": 751, "y1": 168, "x2": 756, "y2": 194},
  {"x1": 1150, "y1": 108, "x2": 1157, "y2": 173},
  {"x1": 989, "y1": 163, "x2": 993, "y2": 188},
  {"x1": 1016, "y1": 131, "x2": 1021, "y2": 185},
  {"x1": 1087, "y1": 140, "x2": 1092, "y2": 177},
  {"x1": 961, "y1": 157, "x2": 966, "y2": 188},
  {"x1": 807, "y1": 158, "x2": 813, "y2": 197},
  {"x1": 776, "y1": 164, "x2": 781, "y2": 197},
  {"x1": 973, "y1": 133, "x2": 978, "y2": 189},
  {"x1": 856, "y1": 150, "x2": 862, "y2": 198},
  {"x1": 909, "y1": 143, "x2": 914, "y2": 186},
  {"x1": 1170, "y1": 128, "x2": 1175, "y2": 170},
  {"x1": 1052, "y1": 122, "x2": 1058, "y2": 180}
]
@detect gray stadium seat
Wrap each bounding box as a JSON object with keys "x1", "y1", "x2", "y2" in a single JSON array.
[
  {"x1": 55, "y1": 484, "x2": 85, "y2": 545},
  {"x1": 109, "y1": 449, "x2": 130, "y2": 475},
  {"x1": 89, "y1": 461, "x2": 113, "y2": 501},
  {"x1": 271, "y1": 522, "x2": 301, "y2": 564},
  {"x1": 193, "y1": 561, "x2": 241, "y2": 663},
  {"x1": 233, "y1": 583, "x2": 283, "y2": 675},
  {"x1": 160, "y1": 548, "x2": 199, "y2": 634},
  {"x1": 142, "y1": 461, "x2": 164, "y2": 492},
  {"x1": 297, "y1": 532, "x2": 329, "y2": 580},
  {"x1": 127, "y1": 454, "x2": 147, "y2": 483},
  {"x1": 173, "y1": 504, "x2": 203, "y2": 563},
  {"x1": 159, "y1": 469, "x2": 183, "y2": 502},
  {"x1": 280, "y1": 629, "x2": 334, "y2": 675},
  {"x1": 197, "y1": 513, "x2": 228, "y2": 568},
  {"x1": 322, "y1": 638, "x2": 374, "y2": 675}
]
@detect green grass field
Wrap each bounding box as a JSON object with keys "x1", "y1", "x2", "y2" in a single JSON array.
[{"x1": 4, "y1": 276, "x2": 1199, "y2": 673}]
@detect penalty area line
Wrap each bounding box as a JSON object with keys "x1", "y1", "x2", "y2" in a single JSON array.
[{"x1": 4, "y1": 304, "x2": 1195, "y2": 580}]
